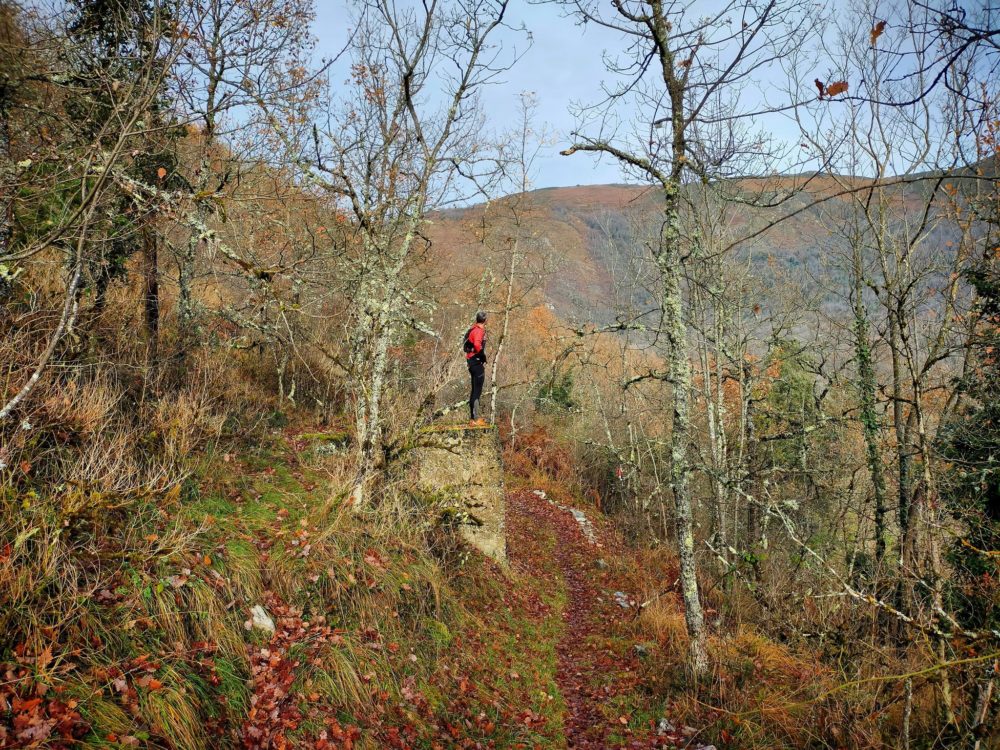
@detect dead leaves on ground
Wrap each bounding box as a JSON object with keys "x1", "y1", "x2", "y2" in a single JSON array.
[
  {"x1": 0, "y1": 660, "x2": 88, "y2": 749},
  {"x1": 241, "y1": 595, "x2": 355, "y2": 750}
]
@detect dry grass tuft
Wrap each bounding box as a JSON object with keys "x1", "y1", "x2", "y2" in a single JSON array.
[
  {"x1": 309, "y1": 644, "x2": 368, "y2": 710},
  {"x1": 140, "y1": 670, "x2": 208, "y2": 750},
  {"x1": 636, "y1": 598, "x2": 689, "y2": 662},
  {"x1": 152, "y1": 388, "x2": 226, "y2": 468}
]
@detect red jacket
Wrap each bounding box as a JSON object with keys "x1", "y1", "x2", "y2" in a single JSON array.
[{"x1": 465, "y1": 323, "x2": 485, "y2": 360}]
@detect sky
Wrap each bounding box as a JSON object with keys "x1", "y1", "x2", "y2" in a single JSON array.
[
  {"x1": 311, "y1": 1, "x2": 646, "y2": 189},
  {"x1": 308, "y1": 1, "x2": 970, "y2": 191}
]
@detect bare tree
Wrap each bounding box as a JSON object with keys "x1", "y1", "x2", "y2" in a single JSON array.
[
  {"x1": 558, "y1": 0, "x2": 820, "y2": 676},
  {"x1": 168, "y1": 0, "x2": 318, "y2": 353},
  {"x1": 484, "y1": 92, "x2": 556, "y2": 422},
  {"x1": 283, "y1": 0, "x2": 522, "y2": 508},
  {"x1": 790, "y1": 1, "x2": 994, "y2": 735}
]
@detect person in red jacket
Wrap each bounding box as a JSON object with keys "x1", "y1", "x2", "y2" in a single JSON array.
[{"x1": 464, "y1": 311, "x2": 488, "y2": 424}]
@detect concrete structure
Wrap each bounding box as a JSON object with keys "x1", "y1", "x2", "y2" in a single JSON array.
[{"x1": 413, "y1": 426, "x2": 506, "y2": 564}]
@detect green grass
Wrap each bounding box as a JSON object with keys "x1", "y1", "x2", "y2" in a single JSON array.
[
  {"x1": 2, "y1": 436, "x2": 328, "y2": 747},
  {"x1": 5, "y1": 427, "x2": 624, "y2": 748},
  {"x1": 182, "y1": 493, "x2": 237, "y2": 520},
  {"x1": 300, "y1": 431, "x2": 350, "y2": 444}
]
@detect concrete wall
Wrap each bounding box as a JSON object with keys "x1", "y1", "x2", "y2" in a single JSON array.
[{"x1": 413, "y1": 427, "x2": 506, "y2": 564}]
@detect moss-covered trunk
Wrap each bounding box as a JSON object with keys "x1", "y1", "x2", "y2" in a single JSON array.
[
  {"x1": 347, "y1": 225, "x2": 418, "y2": 508},
  {"x1": 655, "y1": 177, "x2": 706, "y2": 675}
]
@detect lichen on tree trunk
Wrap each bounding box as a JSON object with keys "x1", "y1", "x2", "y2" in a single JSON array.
[{"x1": 656, "y1": 185, "x2": 708, "y2": 676}]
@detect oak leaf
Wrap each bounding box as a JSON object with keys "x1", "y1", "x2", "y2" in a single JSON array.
[
  {"x1": 871, "y1": 20, "x2": 886, "y2": 45},
  {"x1": 825, "y1": 81, "x2": 849, "y2": 97}
]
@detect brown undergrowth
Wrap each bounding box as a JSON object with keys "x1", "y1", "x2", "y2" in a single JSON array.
[
  {"x1": 2, "y1": 362, "x2": 963, "y2": 749},
  {"x1": 501, "y1": 424, "x2": 909, "y2": 750}
]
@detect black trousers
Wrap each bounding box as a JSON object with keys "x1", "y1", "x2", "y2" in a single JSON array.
[{"x1": 468, "y1": 357, "x2": 485, "y2": 420}]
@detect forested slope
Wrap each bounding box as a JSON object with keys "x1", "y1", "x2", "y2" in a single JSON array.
[{"x1": 431, "y1": 175, "x2": 968, "y2": 326}]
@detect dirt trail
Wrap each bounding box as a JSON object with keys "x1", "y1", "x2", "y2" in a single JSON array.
[{"x1": 507, "y1": 489, "x2": 681, "y2": 750}]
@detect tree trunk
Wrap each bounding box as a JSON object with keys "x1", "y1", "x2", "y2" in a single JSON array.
[
  {"x1": 178, "y1": 202, "x2": 205, "y2": 352},
  {"x1": 712, "y1": 313, "x2": 728, "y2": 550},
  {"x1": 143, "y1": 229, "x2": 159, "y2": 360},
  {"x1": 0, "y1": 86, "x2": 11, "y2": 267},
  {"x1": 853, "y1": 294, "x2": 887, "y2": 565},
  {"x1": 178, "y1": 94, "x2": 215, "y2": 356},
  {"x1": 348, "y1": 303, "x2": 391, "y2": 508},
  {"x1": 913, "y1": 389, "x2": 957, "y2": 731},
  {"x1": 657, "y1": 181, "x2": 707, "y2": 676},
  {"x1": 889, "y1": 309, "x2": 915, "y2": 629},
  {"x1": 489, "y1": 237, "x2": 517, "y2": 421},
  {"x1": 346, "y1": 227, "x2": 416, "y2": 508},
  {"x1": 890, "y1": 311, "x2": 912, "y2": 559},
  {"x1": 744, "y1": 383, "x2": 764, "y2": 582},
  {"x1": 971, "y1": 673, "x2": 995, "y2": 750},
  {"x1": 694, "y1": 280, "x2": 728, "y2": 557}
]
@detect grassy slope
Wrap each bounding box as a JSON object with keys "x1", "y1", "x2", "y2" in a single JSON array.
[
  {"x1": 3, "y1": 422, "x2": 905, "y2": 750},
  {"x1": 1, "y1": 427, "x2": 570, "y2": 749}
]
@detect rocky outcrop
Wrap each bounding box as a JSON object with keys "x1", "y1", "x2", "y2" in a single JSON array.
[{"x1": 413, "y1": 426, "x2": 506, "y2": 564}]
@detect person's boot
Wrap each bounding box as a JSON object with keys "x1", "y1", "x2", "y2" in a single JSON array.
[{"x1": 469, "y1": 399, "x2": 478, "y2": 425}]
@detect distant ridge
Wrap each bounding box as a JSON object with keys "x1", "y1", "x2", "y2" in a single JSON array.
[{"x1": 429, "y1": 171, "x2": 971, "y2": 325}]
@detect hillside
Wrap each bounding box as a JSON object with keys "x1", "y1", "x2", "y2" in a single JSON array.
[{"x1": 430, "y1": 175, "x2": 960, "y2": 325}]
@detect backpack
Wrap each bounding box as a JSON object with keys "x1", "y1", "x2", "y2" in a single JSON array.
[{"x1": 462, "y1": 327, "x2": 475, "y2": 353}]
